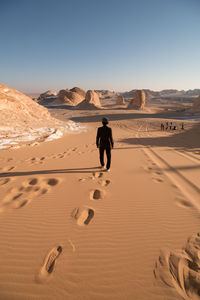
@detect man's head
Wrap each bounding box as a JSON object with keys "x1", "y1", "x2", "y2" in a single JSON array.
[{"x1": 102, "y1": 117, "x2": 108, "y2": 125}]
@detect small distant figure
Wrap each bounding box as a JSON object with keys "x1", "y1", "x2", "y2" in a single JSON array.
[
  {"x1": 173, "y1": 125, "x2": 177, "y2": 130},
  {"x1": 166, "y1": 122, "x2": 168, "y2": 130},
  {"x1": 169, "y1": 122, "x2": 172, "y2": 130},
  {"x1": 96, "y1": 117, "x2": 114, "y2": 172},
  {"x1": 181, "y1": 122, "x2": 184, "y2": 130},
  {"x1": 161, "y1": 123, "x2": 164, "y2": 131}
]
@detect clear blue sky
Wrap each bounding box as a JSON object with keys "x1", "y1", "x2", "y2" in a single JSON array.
[{"x1": 0, "y1": 0, "x2": 200, "y2": 93}]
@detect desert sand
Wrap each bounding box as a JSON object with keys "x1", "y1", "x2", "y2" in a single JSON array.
[{"x1": 0, "y1": 95, "x2": 200, "y2": 300}]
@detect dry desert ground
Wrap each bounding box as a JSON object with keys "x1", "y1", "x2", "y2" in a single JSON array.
[{"x1": 0, "y1": 102, "x2": 200, "y2": 300}]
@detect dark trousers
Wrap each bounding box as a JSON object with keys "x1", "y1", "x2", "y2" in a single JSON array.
[{"x1": 99, "y1": 147, "x2": 111, "y2": 169}]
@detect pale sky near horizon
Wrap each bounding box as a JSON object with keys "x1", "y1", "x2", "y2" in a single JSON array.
[{"x1": 0, "y1": 0, "x2": 200, "y2": 93}]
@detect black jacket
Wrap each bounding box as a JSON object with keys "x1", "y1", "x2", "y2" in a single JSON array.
[{"x1": 96, "y1": 125, "x2": 114, "y2": 148}]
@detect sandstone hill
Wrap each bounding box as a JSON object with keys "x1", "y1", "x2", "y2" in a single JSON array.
[
  {"x1": 116, "y1": 95, "x2": 125, "y2": 105},
  {"x1": 57, "y1": 88, "x2": 85, "y2": 105},
  {"x1": 128, "y1": 90, "x2": 145, "y2": 109},
  {"x1": 38, "y1": 90, "x2": 57, "y2": 101},
  {"x1": 0, "y1": 83, "x2": 83, "y2": 149},
  {"x1": 0, "y1": 83, "x2": 53, "y2": 129},
  {"x1": 121, "y1": 89, "x2": 160, "y2": 100},
  {"x1": 190, "y1": 95, "x2": 200, "y2": 112},
  {"x1": 121, "y1": 89, "x2": 200, "y2": 100},
  {"x1": 70, "y1": 87, "x2": 86, "y2": 98},
  {"x1": 77, "y1": 90, "x2": 101, "y2": 109},
  {"x1": 185, "y1": 89, "x2": 200, "y2": 96},
  {"x1": 95, "y1": 90, "x2": 116, "y2": 99}
]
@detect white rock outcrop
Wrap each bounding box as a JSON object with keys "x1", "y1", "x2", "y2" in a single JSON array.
[
  {"x1": 191, "y1": 95, "x2": 200, "y2": 112},
  {"x1": 77, "y1": 90, "x2": 101, "y2": 109},
  {"x1": 38, "y1": 90, "x2": 57, "y2": 101},
  {"x1": 57, "y1": 89, "x2": 84, "y2": 105},
  {"x1": 0, "y1": 83, "x2": 53, "y2": 129},
  {"x1": 116, "y1": 95, "x2": 125, "y2": 105},
  {"x1": 0, "y1": 83, "x2": 84, "y2": 149},
  {"x1": 128, "y1": 90, "x2": 145, "y2": 109}
]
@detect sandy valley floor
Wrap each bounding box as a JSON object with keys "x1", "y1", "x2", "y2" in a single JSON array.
[{"x1": 0, "y1": 107, "x2": 200, "y2": 300}]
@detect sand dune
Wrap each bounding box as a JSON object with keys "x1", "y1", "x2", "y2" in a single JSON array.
[{"x1": 0, "y1": 105, "x2": 200, "y2": 299}]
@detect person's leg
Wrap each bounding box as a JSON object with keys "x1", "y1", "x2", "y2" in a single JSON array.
[
  {"x1": 99, "y1": 147, "x2": 105, "y2": 167},
  {"x1": 106, "y1": 147, "x2": 111, "y2": 170}
]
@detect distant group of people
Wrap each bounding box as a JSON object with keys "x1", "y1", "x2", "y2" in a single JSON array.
[
  {"x1": 161, "y1": 121, "x2": 184, "y2": 131},
  {"x1": 96, "y1": 117, "x2": 186, "y2": 171}
]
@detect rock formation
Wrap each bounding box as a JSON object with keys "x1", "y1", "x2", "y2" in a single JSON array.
[
  {"x1": 128, "y1": 90, "x2": 145, "y2": 109},
  {"x1": 0, "y1": 83, "x2": 53, "y2": 130},
  {"x1": 116, "y1": 95, "x2": 125, "y2": 105},
  {"x1": 96, "y1": 90, "x2": 116, "y2": 99},
  {"x1": 77, "y1": 90, "x2": 101, "y2": 109},
  {"x1": 57, "y1": 89, "x2": 84, "y2": 105},
  {"x1": 0, "y1": 83, "x2": 83, "y2": 149},
  {"x1": 94, "y1": 91, "x2": 102, "y2": 98},
  {"x1": 190, "y1": 95, "x2": 200, "y2": 112},
  {"x1": 70, "y1": 87, "x2": 86, "y2": 98},
  {"x1": 38, "y1": 90, "x2": 57, "y2": 101}
]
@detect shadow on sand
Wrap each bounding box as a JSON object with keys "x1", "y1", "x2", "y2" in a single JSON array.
[
  {"x1": 68, "y1": 110, "x2": 198, "y2": 123},
  {"x1": 0, "y1": 166, "x2": 105, "y2": 179},
  {"x1": 118, "y1": 123, "x2": 200, "y2": 151}
]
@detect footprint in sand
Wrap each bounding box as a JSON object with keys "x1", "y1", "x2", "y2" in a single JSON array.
[
  {"x1": 144, "y1": 165, "x2": 154, "y2": 172},
  {"x1": 147, "y1": 166, "x2": 153, "y2": 171},
  {"x1": 36, "y1": 246, "x2": 62, "y2": 283},
  {"x1": 2, "y1": 166, "x2": 15, "y2": 172},
  {"x1": 0, "y1": 177, "x2": 60, "y2": 212},
  {"x1": 7, "y1": 158, "x2": 13, "y2": 162},
  {"x1": 92, "y1": 172, "x2": 104, "y2": 179},
  {"x1": 0, "y1": 192, "x2": 30, "y2": 212},
  {"x1": 26, "y1": 156, "x2": 49, "y2": 165},
  {"x1": 49, "y1": 151, "x2": 69, "y2": 159},
  {"x1": 29, "y1": 178, "x2": 38, "y2": 185},
  {"x1": 54, "y1": 152, "x2": 67, "y2": 159},
  {"x1": 26, "y1": 157, "x2": 41, "y2": 165},
  {"x1": 90, "y1": 189, "x2": 105, "y2": 200},
  {"x1": 79, "y1": 171, "x2": 104, "y2": 182},
  {"x1": 154, "y1": 171, "x2": 162, "y2": 176},
  {"x1": 45, "y1": 178, "x2": 59, "y2": 186},
  {"x1": 175, "y1": 197, "x2": 193, "y2": 209},
  {"x1": 71, "y1": 207, "x2": 94, "y2": 226},
  {"x1": 0, "y1": 178, "x2": 11, "y2": 186},
  {"x1": 100, "y1": 179, "x2": 111, "y2": 187},
  {"x1": 78, "y1": 178, "x2": 86, "y2": 182},
  {"x1": 152, "y1": 177, "x2": 163, "y2": 183}
]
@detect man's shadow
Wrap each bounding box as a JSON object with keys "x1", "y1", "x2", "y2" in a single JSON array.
[{"x1": 0, "y1": 166, "x2": 104, "y2": 178}]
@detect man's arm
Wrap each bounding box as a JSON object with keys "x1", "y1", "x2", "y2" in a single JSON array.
[
  {"x1": 96, "y1": 128, "x2": 100, "y2": 148},
  {"x1": 109, "y1": 128, "x2": 114, "y2": 148}
]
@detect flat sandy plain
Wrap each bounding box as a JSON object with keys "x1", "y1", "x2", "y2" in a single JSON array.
[{"x1": 0, "y1": 100, "x2": 200, "y2": 300}]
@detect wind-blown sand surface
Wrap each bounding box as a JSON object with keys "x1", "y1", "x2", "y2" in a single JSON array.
[{"x1": 0, "y1": 107, "x2": 200, "y2": 300}]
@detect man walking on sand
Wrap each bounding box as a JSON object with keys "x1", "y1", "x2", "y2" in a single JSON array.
[{"x1": 96, "y1": 117, "x2": 114, "y2": 172}]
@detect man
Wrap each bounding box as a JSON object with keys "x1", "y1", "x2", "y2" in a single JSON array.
[{"x1": 96, "y1": 117, "x2": 114, "y2": 171}]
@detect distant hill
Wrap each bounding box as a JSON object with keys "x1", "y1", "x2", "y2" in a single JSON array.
[
  {"x1": 121, "y1": 89, "x2": 200, "y2": 99},
  {"x1": 95, "y1": 90, "x2": 117, "y2": 99},
  {"x1": 121, "y1": 89, "x2": 160, "y2": 99},
  {"x1": 185, "y1": 89, "x2": 200, "y2": 96}
]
